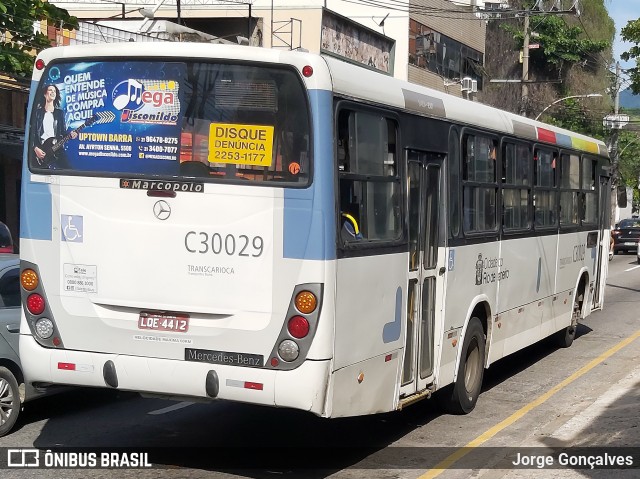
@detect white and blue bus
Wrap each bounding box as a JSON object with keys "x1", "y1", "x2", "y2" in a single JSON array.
[{"x1": 19, "y1": 43, "x2": 611, "y2": 417}]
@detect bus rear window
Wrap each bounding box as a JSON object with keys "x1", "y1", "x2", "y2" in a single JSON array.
[{"x1": 28, "y1": 61, "x2": 311, "y2": 186}]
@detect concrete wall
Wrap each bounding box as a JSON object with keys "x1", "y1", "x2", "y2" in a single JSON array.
[
  {"x1": 54, "y1": 1, "x2": 484, "y2": 91},
  {"x1": 410, "y1": 0, "x2": 486, "y2": 54}
]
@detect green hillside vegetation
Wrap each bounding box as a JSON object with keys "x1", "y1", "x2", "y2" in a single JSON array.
[
  {"x1": 483, "y1": 0, "x2": 613, "y2": 138},
  {"x1": 482, "y1": 1, "x2": 640, "y2": 206}
]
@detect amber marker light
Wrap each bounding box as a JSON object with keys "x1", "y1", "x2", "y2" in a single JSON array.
[
  {"x1": 21, "y1": 269, "x2": 39, "y2": 291},
  {"x1": 294, "y1": 291, "x2": 317, "y2": 314}
]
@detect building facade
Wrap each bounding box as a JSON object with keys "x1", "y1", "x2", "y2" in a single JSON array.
[
  {"x1": 53, "y1": 0, "x2": 487, "y2": 96},
  {"x1": 0, "y1": 75, "x2": 29, "y2": 249}
]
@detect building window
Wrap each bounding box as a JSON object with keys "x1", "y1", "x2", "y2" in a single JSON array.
[{"x1": 408, "y1": 20, "x2": 484, "y2": 90}]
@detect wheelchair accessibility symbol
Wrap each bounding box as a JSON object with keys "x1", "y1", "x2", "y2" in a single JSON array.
[{"x1": 61, "y1": 215, "x2": 83, "y2": 243}]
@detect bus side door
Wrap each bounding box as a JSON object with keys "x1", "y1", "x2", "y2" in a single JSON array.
[{"x1": 400, "y1": 151, "x2": 446, "y2": 397}]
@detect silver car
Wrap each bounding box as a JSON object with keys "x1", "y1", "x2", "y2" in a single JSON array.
[
  {"x1": 0, "y1": 254, "x2": 22, "y2": 436},
  {"x1": 0, "y1": 254, "x2": 53, "y2": 436}
]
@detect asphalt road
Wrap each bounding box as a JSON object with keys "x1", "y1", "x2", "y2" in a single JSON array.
[{"x1": 1, "y1": 253, "x2": 639, "y2": 479}]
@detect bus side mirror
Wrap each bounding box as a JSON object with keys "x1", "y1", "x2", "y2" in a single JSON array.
[{"x1": 617, "y1": 185, "x2": 628, "y2": 209}]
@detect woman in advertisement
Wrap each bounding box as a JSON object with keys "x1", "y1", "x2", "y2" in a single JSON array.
[{"x1": 31, "y1": 84, "x2": 76, "y2": 169}]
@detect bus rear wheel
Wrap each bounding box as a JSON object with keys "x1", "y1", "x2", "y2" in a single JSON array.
[
  {"x1": 555, "y1": 289, "x2": 582, "y2": 348},
  {"x1": 439, "y1": 317, "x2": 485, "y2": 414}
]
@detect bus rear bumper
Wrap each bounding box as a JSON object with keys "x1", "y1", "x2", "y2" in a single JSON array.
[{"x1": 19, "y1": 334, "x2": 331, "y2": 416}]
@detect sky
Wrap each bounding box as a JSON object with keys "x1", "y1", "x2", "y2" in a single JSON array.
[{"x1": 607, "y1": 0, "x2": 640, "y2": 70}]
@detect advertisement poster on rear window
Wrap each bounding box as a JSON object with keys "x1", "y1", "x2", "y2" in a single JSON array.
[{"x1": 29, "y1": 61, "x2": 184, "y2": 175}]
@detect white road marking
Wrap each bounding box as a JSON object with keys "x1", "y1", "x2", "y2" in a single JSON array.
[
  {"x1": 624, "y1": 265, "x2": 640, "y2": 272},
  {"x1": 148, "y1": 401, "x2": 194, "y2": 415}
]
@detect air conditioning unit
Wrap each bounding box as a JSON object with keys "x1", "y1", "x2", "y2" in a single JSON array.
[
  {"x1": 461, "y1": 77, "x2": 473, "y2": 93},
  {"x1": 471, "y1": 79, "x2": 478, "y2": 93}
]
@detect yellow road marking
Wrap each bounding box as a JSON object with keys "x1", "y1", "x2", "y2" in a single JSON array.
[{"x1": 419, "y1": 328, "x2": 640, "y2": 479}]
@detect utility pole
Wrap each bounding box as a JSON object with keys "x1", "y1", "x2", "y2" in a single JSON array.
[
  {"x1": 604, "y1": 62, "x2": 630, "y2": 223},
  {"x1": 614, "y1": 61, "x2": 621, "y2": 115},
  {"x1": 512, "y1": 2, "x2": 577, "y2": 117},
  {"x1": 609, "y1": 62, "x2": 622, "y2": 186},
  {"x1": 520, "y1": 11, "x2": 530, "y2": 116}
]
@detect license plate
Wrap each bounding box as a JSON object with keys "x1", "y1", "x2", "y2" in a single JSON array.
[
  {"x1": 624, "y1": 242, "x2": 636, "y2": 246},
  {"x1": 138, "y1": 312, "x2": 189, "y2": 333}
]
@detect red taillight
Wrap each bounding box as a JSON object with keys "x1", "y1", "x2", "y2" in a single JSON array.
[
  {"x1": 27, "y1": 293, "x2": 45, "y2": 315},
  {"x1": 35, "y1": 58, "x2": 45, "y2": 70},
  {"x1": 58, "y1": 362, "x2": 76, "y2": 371},
  {"x1": 302, "y1": 65, "x2": 313, "y2": 77},
  {"x1": 287, "y1": 316, "x2": 310, "y2": 339}
]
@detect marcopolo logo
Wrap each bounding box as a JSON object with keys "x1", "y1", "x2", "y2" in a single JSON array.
[{"x1": 120, "y1": 179, "x2": 203, "y2": 193}]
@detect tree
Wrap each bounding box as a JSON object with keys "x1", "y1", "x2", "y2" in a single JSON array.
[
  {"x1": 617, "y1": 133, "x2": 640, "y2": 185},
  {"x1": 0, "y1": 0, "x2": 77, "y2": 77},
  {"x1": 502, "y1": 14, "x2": 610, "y2": 80},
  {"x1": 483, "y1": 0, "x2": 614, "y2": 119},
  {"x1": 621, "y1": 18, "x2": 640, "y2": 94}
]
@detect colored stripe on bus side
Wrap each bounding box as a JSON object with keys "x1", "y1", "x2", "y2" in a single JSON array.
[
  {"x1": 572, "y1": 136, "x2": 600, "y2": 154},
  {"x1": 536, "y1": 126, "x2": 600, "y2": 154},
  {"x1": 554, "y1": 132, "x2": 572, "y2": 148},
  {"x1": 283, "y1": 89, "x2": 335, "y2": 261},
  {"x1": 536, "y1": 127, "x2": 556, "y2": 144}
]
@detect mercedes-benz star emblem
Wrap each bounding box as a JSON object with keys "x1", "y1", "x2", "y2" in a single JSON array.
[{"x1": 153, "y1": 200, "x2": 171, "y2": 220}]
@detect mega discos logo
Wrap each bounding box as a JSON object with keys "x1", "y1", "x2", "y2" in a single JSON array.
[{"x1": 111, "y1": 79, "x2": 180, "y2": 125}]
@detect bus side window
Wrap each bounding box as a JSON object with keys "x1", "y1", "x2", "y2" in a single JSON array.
[
  {"x1": 338, "y1": 136, "x2": 349, "y2": 172},
  {"x1": 337, "y1": 108, "x2": 401, "y2": 244}
]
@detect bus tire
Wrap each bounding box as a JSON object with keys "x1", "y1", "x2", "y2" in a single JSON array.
[
  {"x1": 0, "y1": 366, "x2": 21, "y2": 437},
  {"x1": 440, "y1": 317, "x2": 485, "y2": 415},
  {"x1": 555, "y1": 289, "x2": 582, "y2": 348}
]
